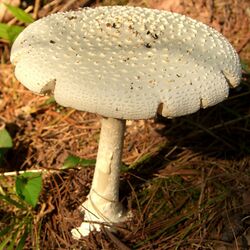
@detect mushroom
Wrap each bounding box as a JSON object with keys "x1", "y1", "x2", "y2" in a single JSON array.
[{"x1": 10, "y1": 6, "x2": 241, "y2": 238}]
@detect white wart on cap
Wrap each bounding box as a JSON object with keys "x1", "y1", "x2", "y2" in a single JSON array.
[{"x1": 11, "y1": 6, "x2": 241, "y2": 120}]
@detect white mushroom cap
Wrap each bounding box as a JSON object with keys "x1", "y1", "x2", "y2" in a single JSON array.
[{"x1": 11, "y1": 6, "x2": 241, "y2": 120}]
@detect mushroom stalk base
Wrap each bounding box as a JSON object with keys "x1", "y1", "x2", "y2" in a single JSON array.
[{"x1": 71, "y1": 117, "x2": 129, "y2": 239}]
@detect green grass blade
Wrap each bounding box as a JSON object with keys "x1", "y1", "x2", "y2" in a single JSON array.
[
  {"x1": 16, "y1": 224, "x2": 30, "y2": 250},
  {"x1": 7, "y1": 229, "x2": 19, "y2": 250},
  {"x1": 0, "y1": 223, "x2": 15, "y2": 237},
  {"x1": 0, "y1": 194, "x2": 25, "y2": 209},
  {"x1": 0, "y1": 23, "x2": 24, "y2": 43},
  {"x1": 0, "y1": 234, "x2": 12, "y2": 250},
  {"x1": 4, "y1": 4, "x2": 34, "y2": 23}
]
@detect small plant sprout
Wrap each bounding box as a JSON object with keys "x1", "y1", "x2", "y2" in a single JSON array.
[
  {"x1": 0, "y1": 170, "x2": 42, "y2": 248},
  {"x1": 10, "y1": 6, "x2": 241, "y2": 238}
]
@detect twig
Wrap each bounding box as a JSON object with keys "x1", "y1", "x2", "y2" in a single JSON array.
[
  {"x1": 104, "y1": 228, "x2": 131, "y2": 250},
  {"x1": 237, "y1": 35, "x2": 250, "y2": 53},
  {"x1": 1, "y1": 168, "x2": 57, "y2": 176},
  {"x1": 33, "y1": 0, "x2": 41, "y2": 19},
  {"x1": 208, "y1": 0, "x2": 214, "y2": 23}
]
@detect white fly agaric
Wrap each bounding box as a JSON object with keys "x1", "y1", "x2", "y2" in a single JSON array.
[{"x1": 11, "y1": 6, "x2": 241, "y2": 238}]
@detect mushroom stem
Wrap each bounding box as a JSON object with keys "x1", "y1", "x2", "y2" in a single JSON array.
[
  {"x1": 91, "y1": 117, "x2": 125, "y2": 205},
  {"x1": 71, "y1": 117, "x2": 128, "y2": 238}
]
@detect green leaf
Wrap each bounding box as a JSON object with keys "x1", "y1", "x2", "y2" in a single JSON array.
[
  {"x1": 0, "y1": 234, "x2": 12, "y2": 250},
  {"x1": 0, "y1": 128, "x2": 13, "y2": 164},
  {"x1": 16, "y1": 172, "x2": 42, "y2": 207},
  {"x1": 16, "y1": 224, "x2": 30, "y2": 250},
  {"x1": 62, "y1": 155, "x2": 96, "y2": 169},
  {"x1": 0, "y1": 23, "x2": 24, "y2": 43},
  {"x1": 4, "y1": 4, "x2": 34, "y2": 23},
  {"x1": 0, "y1": 128, "x2": 13, "y2": 148}
]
